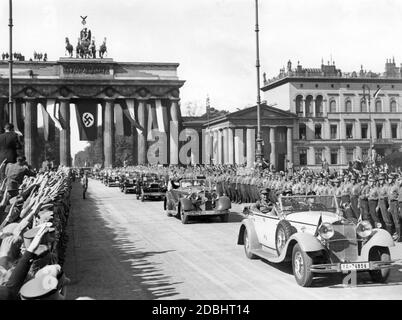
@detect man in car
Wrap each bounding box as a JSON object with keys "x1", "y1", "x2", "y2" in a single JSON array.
[{"x1": 252, "y1": 188, "x2": 274, "y2": 213}]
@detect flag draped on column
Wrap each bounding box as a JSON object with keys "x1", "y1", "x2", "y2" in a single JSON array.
[
  {"x1": 40, "y1": 104, "x2": 55, "y2": 141},
  {"x1": 46, "y1": 99, "x2": 63, "y2": 130},
  {"x1": 75, "y1": 99, "x2": 98, "y2": 141},
  {"x1": 12, "y1": 101, "x2": 24, "y2": 136}
]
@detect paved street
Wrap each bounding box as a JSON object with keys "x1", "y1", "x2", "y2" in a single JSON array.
[{"x1": 64, "y1": 179, "x2": 402, "y2": 300}]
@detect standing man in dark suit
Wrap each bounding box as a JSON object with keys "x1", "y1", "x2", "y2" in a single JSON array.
[{"x1": 0, "y1": 123, "x2": 22, "y2": 164}]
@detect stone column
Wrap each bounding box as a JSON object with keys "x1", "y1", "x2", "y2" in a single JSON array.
[
  {"x1": 217, "y1": 129, "x2": 223, "y2": 164},
  {"x1": 246, "y1": 128, "x2": 255, "y2": 167},
  {"x1": 170, "y1": 99, "x2": 180, "y2": 165},
  {"x1": 59, "y1": 99, "x2": 71, "y2": 167},
  {"x1": 339, "y1": 119, "x2": 346, "y2": 139},
  {"x1": 204, "y1": 131, "x2": 212, "y2": 164},
  {"x1": 340, "y1": 146, "x2": 347, "y2": 165},
  {"x1": 355, "y1": 119, "x2": 361, "y2": 139},
  {"x1": 137, "y1": 99, "x2": 148, "y2": 164},
  {"x1": 222, "y1": 128, "x2": 228, "y2": 163},
  {"x1": 286, "y1": 127, "x2": 293, "y2": 164},
  {"x1": 269, "y1": 127, "x2": 276, "y2": 168},
  {"x1": 227, "y1": 128, "x2": 234, "y2": 165},
  {"x1": 234, "y1": 128, "x2": 244, "y2": 165},
  {"x1": 103, "y1": 99, "x2": 115, "y2": 168},
  {"x1": 24, "y1": 98, "x2": 38, "y2": 168}
]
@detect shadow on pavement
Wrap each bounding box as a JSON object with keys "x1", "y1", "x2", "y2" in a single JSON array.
[{"x1": 64, "y1": 182, "x2": 182, "y2": 300}]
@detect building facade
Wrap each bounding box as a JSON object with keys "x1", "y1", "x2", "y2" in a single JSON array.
[{"x1": 261, "y1": 59, "x2": 402, "y2": 169}]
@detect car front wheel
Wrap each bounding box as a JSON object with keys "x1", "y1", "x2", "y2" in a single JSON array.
[
  {"x1": 181, "y1": 208, "x2": 188, "y2": 224},
  {"x1": 275, "y1": 220, "x2": 295, "y2": 256},
  {"x1": 369, "y1": 247, "x2": 391, "y2": 283},
  {"x1": 292, "y1": 243, "x2": 314, "y2": 287},
  {"x1": 243, "y1": 228, "x2": 257, "y2": 259}
]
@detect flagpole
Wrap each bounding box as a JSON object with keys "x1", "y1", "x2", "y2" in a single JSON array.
[{"x1": 362, "y1": 85, "x2": 373, "y2": 164}]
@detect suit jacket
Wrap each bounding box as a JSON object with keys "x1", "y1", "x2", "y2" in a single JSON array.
[{"x1": 0, "y1": 132, "x2": 22, "y2": 164}]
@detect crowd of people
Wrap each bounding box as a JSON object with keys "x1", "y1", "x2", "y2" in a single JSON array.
[{"x1": 98, "y1": 160, "x2": 402, "y2": 242}]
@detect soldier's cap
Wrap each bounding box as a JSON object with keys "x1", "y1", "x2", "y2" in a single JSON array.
[
  {"x1": 378, "y1": 175, "x2": 385, "y2": 180},
  {"x1": 368, "y1": 176, "x2": 376, "y2": 182},
  {"x1": 260, "y1": 188, "x2": 270, "y2": 194},
  {"x1": 351, "y1": 176, "x2": 357, "y2": 180},
  {"x1": 20, "y1": 265, "x2": 70, "y2": 300}
]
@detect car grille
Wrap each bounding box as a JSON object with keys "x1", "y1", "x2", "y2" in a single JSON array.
[
  {"x1": 205, "y1": 200, "x2": 213, "y2": 211},
  {"x1": 327, "y1": 222, "x2": 358, "y2": 263}
]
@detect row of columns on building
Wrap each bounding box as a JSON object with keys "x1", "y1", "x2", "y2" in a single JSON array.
[
  {"x1": 203, "y1": 126, "x2": 293, "y2": 168},
  {"x1": 2, "y1": 97, "x2": 181, "y2": 169}
]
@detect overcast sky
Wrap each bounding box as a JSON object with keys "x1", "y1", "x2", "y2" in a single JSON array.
[{"x1": 1, "y1": 0, "x2": 402, "y2": 156}]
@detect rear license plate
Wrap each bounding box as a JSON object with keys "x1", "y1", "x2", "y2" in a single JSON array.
[{"x1": 340, "y1": 262, "x2": 369, "y2": 271}]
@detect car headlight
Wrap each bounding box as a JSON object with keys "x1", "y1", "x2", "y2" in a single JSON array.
[
  {"x1": 356, "y1": 220, "x2": 373, "y2": 238},
  {"x1": 318, "y1": 223, "x2": 335, "y2": 240}
]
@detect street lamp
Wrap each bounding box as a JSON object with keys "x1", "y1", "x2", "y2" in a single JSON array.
[
  {"x1": 8, "y1": 0, "x2": 13, "y2": 123},
  {"x1": 362, "y1": 85, "x2": 373, "y2": 163},
  {"x1": 254, "y1": 0, "x2": 263, "y2": 167}
]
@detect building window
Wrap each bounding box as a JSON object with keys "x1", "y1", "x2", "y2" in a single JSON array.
[
  {"x1": 330, "y1": 124, "x2": 337, "y2": 139},
  {"x1": 315, "y1": 124, "x2": 322, "y2": 139},
  {"x1": 315, "y1": 149, "x2": 323, "y2": 165},
  {"x1": 299, "y1": 149, "x2": 307, "y2": 166},
  {"x1": 315, "y1": 95, "x2": 323, "y2": 117},
  {"x1": 346, "y1": 148, "x2": 354, "y2": 163},
  {"x1": 391, "y1": 124, "x2": 398, "y2": 139},
  {"x1": 300, "y1": 84, "x2": 304, "y2": 88},
  {"x1": 330, "y1": 149, "x2": 338, "y2": 165},
  {"x1": 345, "y1": 99, "x2": 352, "y2": 113},
  {"x1": 361, "y1": 124, "x2": 368, "y2": 139},
  {"x1": 390, "y1": 100, "x2": 397, "y2": 112},
  {"x1": 376, "y1": 124, "x2": 383, "y2": 139},
  {"x1": 329, "y1": 100, "x2": 337, "y2": 113},
  {"x1": 299, "y1": 124, "x2": 306, "y2": 140},
  {"x1": 296, "y1": 95, "x2": 303, "y2": 116},
  {"x1": 346, "y1": 123, "x2": 353, "y2": 139},
  {"x1": 375, "y1": 99, "x2": 382, "y2": 112},
  {"x1": 331, "y1": 84, "x2": 334, "y2": 88},
  {"x1": 360, "y1": 99, "x2": 367, "y2": 112},
  {"x1": 305, "y1": 95, "x2": 313, "y2": 116}
]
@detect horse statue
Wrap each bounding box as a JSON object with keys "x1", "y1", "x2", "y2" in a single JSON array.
[
  {"x1": 89, "y1": 39, "x2": 96, "y2": 58},
  {"x1": 99, "y1": 37, "x2": 107, "y2": 59},
  {"x1": 65, "y1": 37, "x2": 73, "y2": 57}
]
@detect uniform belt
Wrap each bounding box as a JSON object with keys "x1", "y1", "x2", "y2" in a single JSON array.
[{"x1": 390, "y1": 199, "x2": 398, "y2": 202}]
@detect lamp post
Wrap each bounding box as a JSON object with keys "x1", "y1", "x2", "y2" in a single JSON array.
[
  {"x1": 362, "y1": 85, "x2": 373, "y2": 163},
  {"x1": 254, "y1": 0, "x2": 263, "y2": 167},
  {"x1": 8, "y1": 0, "x2": 13, "y2": 122}
]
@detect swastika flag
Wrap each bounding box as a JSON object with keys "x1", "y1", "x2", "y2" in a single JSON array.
[{"x1": 75, "y1": 100, "x2": 98, "y2": 141}]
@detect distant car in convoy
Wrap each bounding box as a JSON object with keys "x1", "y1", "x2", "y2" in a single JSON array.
[
  {"x1": 104, "y1": 174, "x2": 121, "y2": 187},
  {"x1": 119, "y1": 173, "x2": 139, "y2": 194},
  {"x1": 138, "y1": 174, "x2": 167, "y2": 201},
  {"x1": 164, "y1": 178, "x2": 231, "y2": 224},
  {"x1": 238, "y1": 194, "x2": 397, "y2": 287}
]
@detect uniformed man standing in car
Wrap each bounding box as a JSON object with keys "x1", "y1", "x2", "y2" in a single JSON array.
[{"x1": 368, "y1": 176, "x2": 381, "y2": 228}]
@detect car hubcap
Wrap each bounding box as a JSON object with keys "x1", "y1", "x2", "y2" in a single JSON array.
[
  {"x1": 277, "y1": 229, "x2": 286, "y2": 253},
  {"x1": 294, "y1": 251, "x2": 304, "y2": 279}
]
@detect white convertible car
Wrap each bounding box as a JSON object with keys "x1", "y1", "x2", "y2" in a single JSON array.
[{"x1": 238, "y1": 195, "x2": 397, "y2": 287}]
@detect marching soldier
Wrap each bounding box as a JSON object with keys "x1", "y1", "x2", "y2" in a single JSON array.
[
  {"x1": 359, "y1": 174, "x2": 371, "y2": 222},
  {"x1": 350, "y1": 175, "x2": 361, "y2": 220}
]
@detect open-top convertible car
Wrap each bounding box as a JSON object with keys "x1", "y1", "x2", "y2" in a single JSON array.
[
  {"x1": 238, "y1": 194, "x2": 397, "y2": 287},
  {"x1": 164, "y1": 178, "x2": 231, "y2": 224},
  {"x1": 119, "y1": 173, "x2": 139, "y2": 194},
  {"x1": 138, "y1": 174, "x2": 167, "y2": 201}
]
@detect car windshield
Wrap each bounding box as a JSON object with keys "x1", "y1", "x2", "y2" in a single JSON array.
[
  {"x1": 279, "y1": 195, "x2": 338, "y2": 213},
  {"x1": 180, "y1": 179, "x2": 207, "y2": 188}
]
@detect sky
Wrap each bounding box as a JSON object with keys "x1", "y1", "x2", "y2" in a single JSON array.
[{"x1": 1, "y1": 0, "x2": 402, "y2": 157}]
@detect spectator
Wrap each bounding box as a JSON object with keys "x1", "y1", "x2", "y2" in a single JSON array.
[
  {"x1": 81, "y1": 172, "x2": 88, "y2": 199},
  {"x1": 5, "y1": 156, "x2": 36, "y2": 197}
]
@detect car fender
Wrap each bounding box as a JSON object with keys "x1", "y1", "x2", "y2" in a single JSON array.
[
  {"x1": 237, "y1": 219, "x2": 261, "y2": 251},
  {"x1": 216, "y1": 196, "x2": 231, "y2": 210},
  {"x1": 360, "y1": 228, "x2": 395, "y2": 259},
  {"x1": 180, "y1": 198, "x2": 194, "y2": 211},
  {"x1": 274, "y1": 233, "x2": 326, "y2": 262}
]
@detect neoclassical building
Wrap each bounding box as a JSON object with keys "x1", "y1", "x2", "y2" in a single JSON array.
[{"x1": 261, "y1": 59, "x2": 402, "y2": 169}]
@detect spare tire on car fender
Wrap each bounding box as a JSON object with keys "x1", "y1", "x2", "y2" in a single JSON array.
[{"x1": 275, "y1": 220, "x2": 296, "y2": 255}]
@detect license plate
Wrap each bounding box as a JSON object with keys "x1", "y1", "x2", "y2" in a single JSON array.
[{"x1": 340, "y1": 262, "x2": 369, "y2": 271}]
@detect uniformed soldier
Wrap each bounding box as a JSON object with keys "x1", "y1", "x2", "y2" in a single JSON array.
[
  {"x1": 368, "y1": 176, "x2": 381, "y2": 228},
  {"x1": 378, "y1": 173, "x2": 393, "y2": 234},
  {"x1": 350, "y1": 175, "x2": 361, "y2": 219},
  {"x1": 387, "y1": 174, "x2": 400, "y2": 241},
  {"x1": 251, "y1": 188, "x2": 273, "y2": 213}
]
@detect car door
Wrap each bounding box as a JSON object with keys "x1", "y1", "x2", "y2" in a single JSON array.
[{"x1": 261, "y1": 208, "x2": 280, "y2": 250}]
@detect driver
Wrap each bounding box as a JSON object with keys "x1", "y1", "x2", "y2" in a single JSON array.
[{"x1": 252, "y1": 188, "x2": 274, "y2": 213}]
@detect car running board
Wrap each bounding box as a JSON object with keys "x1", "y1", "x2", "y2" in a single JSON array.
[{"x1": 251, "y1": 248, "x2": 283, "y2": 263}]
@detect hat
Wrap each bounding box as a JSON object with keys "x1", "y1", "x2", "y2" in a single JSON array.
[
  {"x1": 260, "y1": 188, "x2": 270, "y2": 195},
  {"x1": 368, "y1": 176, "x2": 376, "y2": 182},
  {"x1": 23, "y1": 224, "x2": 54, "y2": 249}
]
